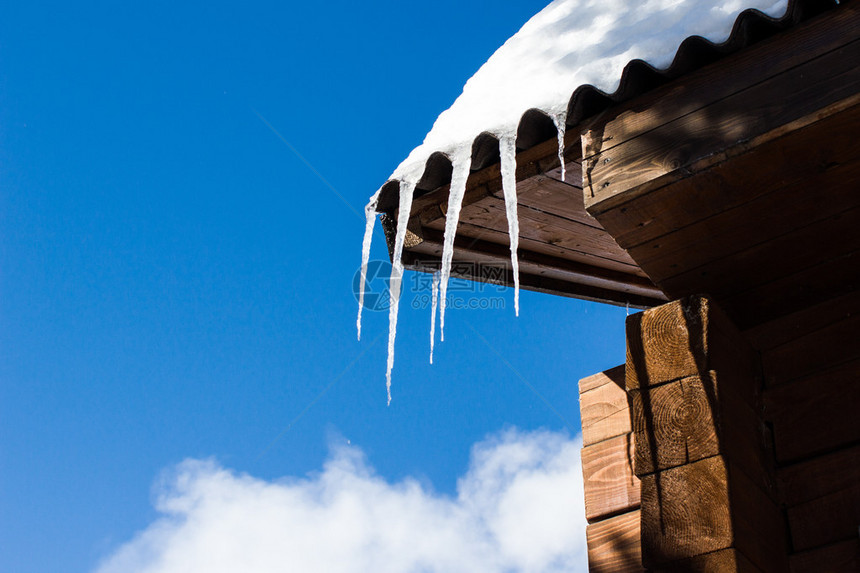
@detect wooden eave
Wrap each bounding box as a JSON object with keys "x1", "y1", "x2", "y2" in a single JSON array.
[
  {"x1": 581, "y1": 0, "x2": 860, "y2": 330},
  {"x1": 376, "y1": 0, "x2": 844, "y2": 310}
]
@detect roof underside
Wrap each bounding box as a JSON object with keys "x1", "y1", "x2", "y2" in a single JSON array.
[{"x1": 376, "y1": 0, "x2": 840, "y2": 309}]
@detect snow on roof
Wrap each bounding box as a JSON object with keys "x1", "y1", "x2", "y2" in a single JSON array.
[{"x1": 389, "y1": 0, "x2": 789, "y2": 183}]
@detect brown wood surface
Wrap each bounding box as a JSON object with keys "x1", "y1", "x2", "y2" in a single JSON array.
[
  {"x1": 584, "y1": 15, "x2": 860, "y2": 211},
  {"x1": 580, "y1": 366, "x2": 631, "y2": 447},
  {"x1": 581, "y1": 2, "x2": 860, "y2": 160},
  {"x1": 579, "y1": 364, "x2": 625, "y2": 394},
  {"x1": 625, "y1": 296, "x2": 757, "y2": 400},
  {"x1": 789, "y1": 539, "x2": 860, "y2": 573},
  {"x1": 761, "y1": 312, "x2": 860, "y2": 388},
  {"x1": 630, "y1": 373, "x2": 765, "y2": 482},
  {"x1": 421, "y1": 214, "x2": 641, "y2": 276},
  {"x1": 743, "y1": 290, "x2": 860, "y2": 352},
  {"x1": 656, "y1": 548, "x2": 763, "y2": 573},
  {"x1": 627, "y1": 154, "x2": 860, "y2": 285},
  {"x1": 721, "y1": 248, "x2": 860, "y2": 330},
  {"x1": 659, "y1": 205, "x2": 860, "y2": 303},
  {"x1": 406, "y1": 227, "x2": 665, "y2": 304},
  {"x1": 426, "y1": 193, "x2": 637, "y2": 268},
  {"x1": 641, "y1": 455, "x2": 786, "y2": 571},
  {"x1": 788, "y1": 483, "x2": 860, "y2": 552},
  {"x1": 586, "y1": 510, "x2": 644, "y2": 573},
  {"x1": 588, "y1": 94, "x2": 860, "y2": 251},
  {"x1": 582, "y1": 433, "x2": 640, "y2": 522},
  {"x1": 766, "y1": 359, "x2": 860, "y2": 464},
  {"x1": 497, "y1": 175, "x2": 591, "y2": 227},
  {"x1": 779, "y1": 444, "x2": 860, "y2": 507},
  {"x1": 640, "y1": 455, "x2": 733, "y2": 566}
]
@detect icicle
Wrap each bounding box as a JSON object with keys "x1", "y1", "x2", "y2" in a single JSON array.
[
  {"x1": 499, "y1": 134, "x2": 520, "y2": 317},
  {"x1": 429, "y1": 271, "x2": 439, "y2": 365},
  {"x1": 552, "y1": 112, "x2": 567, "y2": 183},
  {"x1": 356, "y1": 190, "x2": 380, "y2": 341},
  {"x1": 385, "y1": 179, "x2": 416, "y2": 405},
  {"x1": 438, "y1": 151, "x2": 472, "y2": 342}
]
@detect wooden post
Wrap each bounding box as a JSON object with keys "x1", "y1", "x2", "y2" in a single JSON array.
[
  {"x1": 579, "y1": 366, "x2": 644, "y2": 572},
  {"x1": 626, "y1": 296, "x2": 788, "y2": 571}
]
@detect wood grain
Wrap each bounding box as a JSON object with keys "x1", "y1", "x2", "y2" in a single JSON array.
[
  {"x1": 586, "y1": 510, "x2": 644, "y2": 573},
  {"x1": 580, "y1": 366, "x2": 631, "y2": 447},
  {"x1": 579, "y1": 364, "x2": 625, "y2": 394},
  {"x1": 582, "y1": 433, "x2": 640, "y2": 522},
  {"x1": 788, "y1": 483, "x2": 860, "y2": 552},
  {"x1": 766, "y1": 359, "x2": 860, "y2": 463},
  {"x1": 789, "y1": 539, "x2": 860, "y2": 573},
  {"x1": 640, "y1": 456, "x2": 733, "y2": 566},
  {"x1": 584, "y1": 33, "x2": 860, "y2": 210},
  {"x1": 625, "y1": 296, "x2": 757, "y2": 401}
]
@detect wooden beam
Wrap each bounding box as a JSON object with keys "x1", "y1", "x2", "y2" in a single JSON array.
[
  {"x1": 640, "y1": 455, "x2": 787, "y2": 571},
  {"x1": 582, "y1": 433, "x2": 640, "y2": 522},
  {"x1": 579, "y1": 365, "x2": 631, "y2": 447},
  {"x1": 585, "y1": 510, "x2": 644, "y2": 573},
  {"x1": 626, "y1": 296, "x2": 786, "y2": 571},
  {"x1": 580, "y1": 2, "x2": 860, "y2": 163},
  {"x1": 766, "y1": 359, "x2": 860, "y2": 464},
  {"x1": 625, "y1": 296, "x2": 758, "y2": 404},
  {"x1": 582, "y1": 3, "x2": 860, "y2": 213},
  {"x1": 789, "y1": 540, "x2": 860, "y2": 573}
]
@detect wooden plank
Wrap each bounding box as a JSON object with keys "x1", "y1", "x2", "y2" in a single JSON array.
[
  {"x1": 422, "y1": 215, "x2": 643, "y2": 276},
  {"x1": 582, "y1": 433, "x2": 640, "y2": 522},
  {"x1": 630, "y1": 373, "x2": 765, "y2": 485},
  {"x1": 640, "y1": 455, "x2": 733, "y2": 566},
  {"x1": 408, "y1": 226, "x2": 663, "y2": 299},
  {"x1": 584, "y1": 34, "x2": 860, "y2": 210},
  {"x1": 765, "y1": 359, "x2": 860, "y2": 463},
  {"x1": 579, "y1": 364, "x2": 625, "y2": 394},
  {"x1": 660, "y1": 548, "x2": 763, "y2": 573},
  {"x1": 658, "y1": 205, "x2": 860, "y2": 303},
  {"x1": 627, "y1": 153, "x2": 860, "y2": 285},
  {"x1": 581, "y1": 2, "x2": 860, "y2": 160},
  {"x1": 448, "y1": 194, "x2": 638, "y2": 266},
  {"x1": 788, "y1": 482, "x2": 860, "y2": 552},
  {"x1": 401, "y1": 248, "x2": 665, "y2": 309},
  {"x1": 586, "y1": 510, "x2": 644, "y2": 573},
  {"x1": 625, "y1": 296, "x2": 758, "y2": 402},
  {"x1": 424, "y1": 203, "x2": 640, "y2": 273},
  {"x1": 761, "y1": 312, "x2": 860, "y2": 388},
  {"x1": 580, "y1": 366, "x2": 631, "y2": 447},
  {"x1": 779, "y1": 444, "x2": 860, "y2": 507},
  {"x1": 640, "y1": 456, "x2": 786, "y2": 571},
  {"x1": 588, "y1": 95, "x2": 860, "y2": 252},
  {"x1": 789, "y1": 539, "x2": 860, "y2": 573},
  {"x1": 743, "y1": 290, "x2": 860, "y2": 352},
  {"x1": 490, "y1": 175, "x2": 595, "y2": 229},
  {"x1": 720, "y1": 249, "x2": 860, "y2": 330}
]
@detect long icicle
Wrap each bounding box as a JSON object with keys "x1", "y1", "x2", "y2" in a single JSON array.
[
  {"x1": 385, "y1": 179, "x2": 416, "y2": 405},
  {"x1": 438, "y1": 151, "x2": 472, "y2": 342},
  {"x1": 499, "y1": 134, "x2": 520, "y2": 316},
  {"x1": 552, "y1": 112, "x2": 567, "y2": 183},
  {"x1": 429, "y1": 271, "x2": 439, "y2": 364},
  {"x1": 356, "y1": 190, "x2": 380, "y2": 341}
]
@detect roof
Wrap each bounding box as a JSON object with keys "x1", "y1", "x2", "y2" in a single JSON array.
[{"x1": 370, "y1": 0, "x2": 837, "y2": 309}]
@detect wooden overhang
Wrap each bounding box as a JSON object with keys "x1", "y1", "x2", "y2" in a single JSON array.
[
  {"x1": 375, "y1": 0, "x2": 845, "y2": 311},
  {"x1": 582, "y1": 0, "x2": 860, "y2": 330}
]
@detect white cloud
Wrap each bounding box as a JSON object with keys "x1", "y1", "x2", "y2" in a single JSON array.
[{"x1": 95, "y1": 428, "x2": 587, "y2": 573}]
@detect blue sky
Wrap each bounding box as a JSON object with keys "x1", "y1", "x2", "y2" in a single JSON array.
[{"x1": 0, "y1": 2, "x2": 629, "y2": 571}]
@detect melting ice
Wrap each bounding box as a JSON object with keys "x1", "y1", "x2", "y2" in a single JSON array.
[
  {"x1": 499, "y1": 134, "x2": 520, "y2": 317},
  {"x1": 385, "y1": 179, "x2": 416, "y2": 405},
  {"x1": 438, "y1": 151, "x2": 472, "y2": 342}
]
